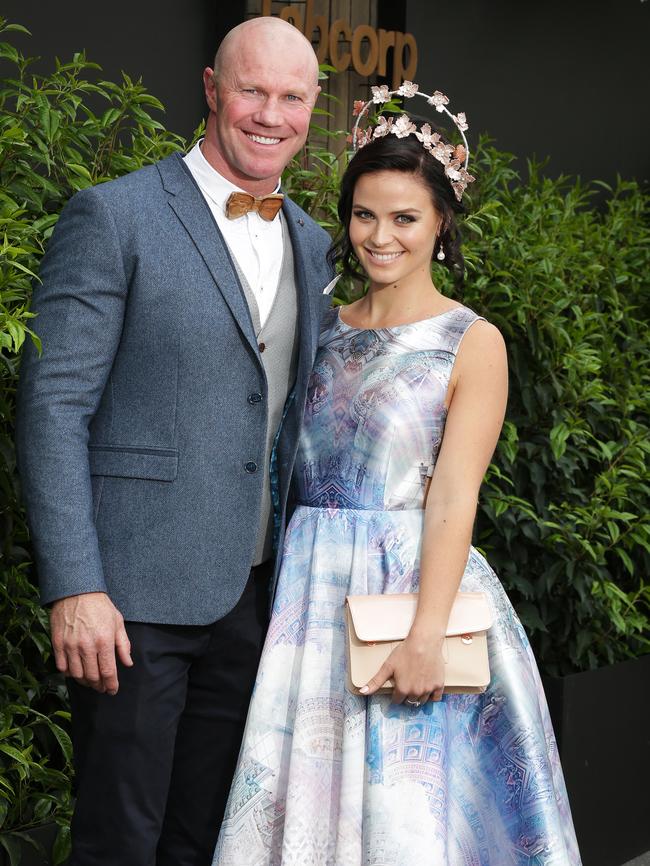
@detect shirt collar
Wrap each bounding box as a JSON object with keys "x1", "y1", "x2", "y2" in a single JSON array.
[{"x1": 184, "y1": 140, "x2": 281, "y2": 214}]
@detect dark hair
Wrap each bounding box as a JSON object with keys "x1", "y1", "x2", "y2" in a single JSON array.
[{"x1": 329, "y1": 129, "x2": 467, "y2": 284}]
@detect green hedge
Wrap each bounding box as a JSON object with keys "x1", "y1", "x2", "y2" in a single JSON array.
[
  {"x1": 1, "y1": 19, "x2": 648, "y2": 860},
  {"x1": 0, "y1": 20, "x2": 189, "y2": 863},
  {"x1": 451, "y1": 147, "x2": 650, "y2": 675}
]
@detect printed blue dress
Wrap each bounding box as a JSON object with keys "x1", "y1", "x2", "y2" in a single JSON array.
[{"x1": 213, "y1": 305, "x2": 581, "y2": 865}]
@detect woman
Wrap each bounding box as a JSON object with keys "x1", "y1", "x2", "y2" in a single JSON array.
[{"x1": 214, "y1": 89, "x2": 581, "y2": 865}]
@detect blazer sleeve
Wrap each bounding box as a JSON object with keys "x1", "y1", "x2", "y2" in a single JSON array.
[{"x1": 16, "y1": 186, "x2": 129, "y2": 605}]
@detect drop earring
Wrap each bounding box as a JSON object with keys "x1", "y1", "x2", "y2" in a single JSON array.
[{"x1": 436, "y1": 243, "x2": 445, "y2": 261}]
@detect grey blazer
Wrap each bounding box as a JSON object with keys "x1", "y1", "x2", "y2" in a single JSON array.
[{"x1": 16, "y1": 153, "x2": 334, "y2": 624}]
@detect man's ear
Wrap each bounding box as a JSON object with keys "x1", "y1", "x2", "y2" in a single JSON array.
[{"x1": 203, "y1": 67, "x2": 218, "y2": 113}]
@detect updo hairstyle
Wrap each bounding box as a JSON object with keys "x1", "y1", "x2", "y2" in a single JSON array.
[{"x1": 329, "y1": 127, "x2": 467, "y2": 284}]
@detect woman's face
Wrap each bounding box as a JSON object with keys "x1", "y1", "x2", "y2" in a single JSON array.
[{"x1": 349, "y1": 169, "x2": 441, "y2": 288}]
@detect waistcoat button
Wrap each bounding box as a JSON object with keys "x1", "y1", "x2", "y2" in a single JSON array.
[
  {"x1": 248, "y1": 392, "x2": 263, "y2": 404},
  {"x1": 245, "y1": 461, "x2": 258, "y2": 473},
  {"x1": 258, "y1": 342, "x2": 266, "y2": 353}
]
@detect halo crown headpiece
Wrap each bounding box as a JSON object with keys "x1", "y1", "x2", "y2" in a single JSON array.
[{"x1": 351, "y1": 82, "x2": 475, "y2": 202}]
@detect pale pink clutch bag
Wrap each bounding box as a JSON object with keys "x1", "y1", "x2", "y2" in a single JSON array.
[{"x1": 344, "y1": 591, "x2": 493, "y2": 695}]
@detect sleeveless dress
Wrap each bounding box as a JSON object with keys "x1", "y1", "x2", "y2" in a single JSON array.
[{"x1": 213, "y1": 305, "x2": 581, "y2": 866}]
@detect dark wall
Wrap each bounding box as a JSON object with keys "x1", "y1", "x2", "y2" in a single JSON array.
[
  {"x1": 406, "y1": 0, "x2": 649, "y2": 185},
  {"x1": 1, "y1": 0, "x2": 245, "y2": 140},
  {"x1": 3, "y1": 1, "x2": 648, "y2": 184}
]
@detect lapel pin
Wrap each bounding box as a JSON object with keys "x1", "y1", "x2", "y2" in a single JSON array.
[{"x1": 298, "y1": 218, "x2": 304, "y2": 227}]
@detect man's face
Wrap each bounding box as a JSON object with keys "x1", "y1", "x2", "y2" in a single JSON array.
[{"x1": 203, "y1": 38, "x2": 319, "y2": 194}]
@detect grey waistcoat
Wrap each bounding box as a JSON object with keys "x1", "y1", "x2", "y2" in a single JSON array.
[{"x1": 232, "y1": 217, "x2": 299, "y2": 564}]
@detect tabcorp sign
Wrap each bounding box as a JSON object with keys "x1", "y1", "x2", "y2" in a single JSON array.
[{"x1": 260, "y1": 0, "x2": 417, "y2": 88}]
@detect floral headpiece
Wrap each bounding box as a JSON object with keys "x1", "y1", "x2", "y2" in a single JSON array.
[{"x1": 351, "y1": 82, "x2": 475, "y2": 202}]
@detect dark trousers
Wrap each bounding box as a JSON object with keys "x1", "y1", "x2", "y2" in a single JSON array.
[{"x1": 67, "y1": 564, "x2": 270, "y2": 866}]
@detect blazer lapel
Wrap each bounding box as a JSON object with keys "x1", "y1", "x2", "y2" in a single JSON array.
[
  {"x1": 157, "y1": 154, "x2": 259, "y2": 356},
  {"x1": 281, "y1": 197, "x2": 316, "y2": 374}
]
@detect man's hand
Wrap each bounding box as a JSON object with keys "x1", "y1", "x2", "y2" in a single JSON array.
[{"x1": 49, "y1": 592, "x2": 133, "y2": 695}]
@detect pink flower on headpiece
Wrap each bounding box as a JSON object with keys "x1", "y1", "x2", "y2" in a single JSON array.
[
  {"x1": 445, "y1": 159, "x2": 463, "y2": 181},
  {"x1": 461, "y1": 168, "x2": 475, "y2": 185},
  {"x1": 452, "y1": 112, "x2": 469, "y2": 132},
  {"x1": 453, "y1": 143, "x2": 467, "y2": 163},
  {"x1": 358, "y1": 128, "x2": 373, "y2": 148},
  {"x1": 431, "y1": 141, "x2": 455, "y2": 165},
  {"x1": 450, "y1": 168, "x2": 476, "y2": 201},
  {"x1": 415, "y1": 123, "x2": 441, "y2": 150},
  {"x1": 428, "y1": 91, "x2": 449, "y2": 112},
  {"x1": 391, "y1": 115, "x2": 417, "y2": 138},
  {"x1": 373, "y1": 116, "x2": 394, "y2": 138},
  {"x1": 397, "y1": 81, "x2": 419, "y2": 98},
  {"x1": 451, "y1": 182, "x2": 465, "y2": 202},
  {"x1": 349, "y1": 127, "x2": 372, "y2": 149},
  {"x1": 371, "y1": 85, "x2": 391, "y2": 104},
  {"x1": 352, "y1": 100, "x2": 367, "y2": 117}
]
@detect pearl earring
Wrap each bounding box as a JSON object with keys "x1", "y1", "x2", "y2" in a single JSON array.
[{"x1": 436, "y1": 244, "x2": 445, "y2": 261}]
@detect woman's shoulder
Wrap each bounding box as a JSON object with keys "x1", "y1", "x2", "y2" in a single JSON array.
[
  {"x1": 451, "y1": 308, "x2": 507, "y2": 375},
  {"x1": 443, "y1": 304, "x2": 503, "y2": 353},
  {"x1": 450, "y1": 304, "x2": 503, "y2": 340}
]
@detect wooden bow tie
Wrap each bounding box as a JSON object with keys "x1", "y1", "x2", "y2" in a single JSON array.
[{"x1": 225, "y1": 191, "x2": 284, "y2": 221}]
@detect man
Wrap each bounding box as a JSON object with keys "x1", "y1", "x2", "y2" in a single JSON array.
[{"x1": 16, "y1": 17, "x2": 333, "y2": 865}]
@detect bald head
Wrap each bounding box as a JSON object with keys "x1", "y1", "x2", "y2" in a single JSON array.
[
  {"x1": 214, "y1": 17, "x2": 319, "y2": 88},
  {"x1": 201, "y1": 15, "x2": 321, "y2": 195}
]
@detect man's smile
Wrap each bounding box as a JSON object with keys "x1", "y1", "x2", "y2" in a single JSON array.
[{"x1": 245, "y1": 132, "x2": 282, "y2": 145}]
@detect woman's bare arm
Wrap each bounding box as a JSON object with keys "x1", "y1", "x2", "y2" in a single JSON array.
[{"x1": 361, "y1": 319, "x2": 508, "y2": 703}]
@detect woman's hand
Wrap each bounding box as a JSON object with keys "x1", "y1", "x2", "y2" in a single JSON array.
[{"x1": 360, "y1": 630, "x2": 446, "y2": 705}]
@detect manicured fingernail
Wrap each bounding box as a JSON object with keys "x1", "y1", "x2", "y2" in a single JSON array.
[{"x1": 360, "y1": 686, "x2": 369, "y2": 694}]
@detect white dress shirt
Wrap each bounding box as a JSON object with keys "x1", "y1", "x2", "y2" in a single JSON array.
[{"x1": 183, "y1": 142, "x2": 283, "y2": 327}]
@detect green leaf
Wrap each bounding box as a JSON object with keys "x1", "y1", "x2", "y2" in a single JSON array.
[
  {"x1": 4, "y1": 23, "x2": 32, "y2": 34},
  {"x1": 52, "y1": 822, "x2": 72, "y2": 865},
  {"x1": 65, "y1": 162, "x2": 92, "y2": 180},
  {"x1": 0, "y1": 743, "x2": 31, "y2": 766},
  {"x1": 0, "y1": 833, "x2": 22, "y2": 865},
  {"x1": 516, "y1": 601, "x2": 548, "y2": 632},
  {"x1": 616, "y1": 548, "x2": 634, "y2": 575}
]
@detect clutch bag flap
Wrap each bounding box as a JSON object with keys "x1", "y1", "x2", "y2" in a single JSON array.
[
  {"x1": 345, "y1": 592, "x2": 492, "y2": 695},
  {"x1": 345, "y1": 591, "x2": 493, "y2": 642}
]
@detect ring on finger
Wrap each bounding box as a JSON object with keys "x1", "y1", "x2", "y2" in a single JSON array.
[{"x1": 405, "y1": 698, "x2": 421, "y2": 707}]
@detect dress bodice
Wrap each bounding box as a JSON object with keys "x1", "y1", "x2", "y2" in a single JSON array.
[{"x1": 293, "y1": 304, "x2": 483, "y2": 511}]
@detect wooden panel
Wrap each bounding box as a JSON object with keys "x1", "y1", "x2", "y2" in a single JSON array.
[
  {"x1": 243, "y1": 0, "x2": 379, "y2": 144},
  {"x1": 328, "y1": 0, "x2": 350, "y2": 144},
  {"x1": 349, "y1": 0, "x2": 373, "y2": 122}
]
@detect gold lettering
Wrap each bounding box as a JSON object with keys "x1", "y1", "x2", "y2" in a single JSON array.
[
  {"x1": 280, "y1": 5, "x2": 304, "y2": 29},
  {"x1": 329, "y1": 19, "x2": 352, "y2": 72},
  {"x1": 377, "y1": 29, "x2": 396, "y2": 77},
  {"x1": 352, "y1": 25, "x2": 379, "y2": 77},
  {"x1": 260, "y1": 5, "x2": 418, "y2": 81}
]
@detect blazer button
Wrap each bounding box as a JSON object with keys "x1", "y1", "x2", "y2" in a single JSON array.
[
  {"x1": 248, "y1": 392, "x2": 263, "y2": 404},
  {"x1": 258, "y1": 342, "x2": 266, "y2": 353},
  {"x1": 245, "y1": 461, "x2": 258, "y2": 473}
]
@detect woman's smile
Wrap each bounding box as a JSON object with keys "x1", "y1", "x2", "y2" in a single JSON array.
[
  {"x1": 350, "y1": 169, "x2": 440, "y2": 289},
  {"x1": 364, "y1": 248, "x2": 405, "y2": 263}
]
